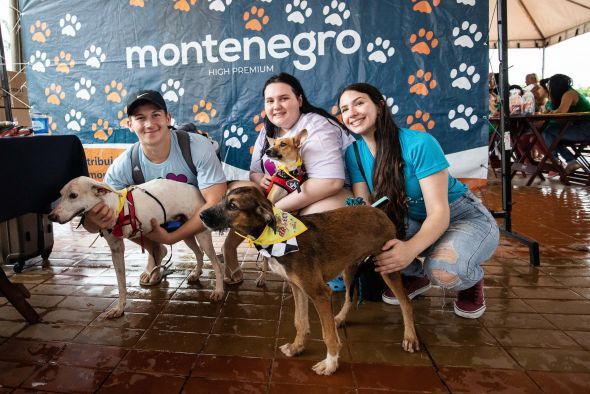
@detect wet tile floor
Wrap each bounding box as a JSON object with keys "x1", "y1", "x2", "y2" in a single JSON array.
[{"x1": 1, "y1": 176, "x2": 590, "y2": 393}]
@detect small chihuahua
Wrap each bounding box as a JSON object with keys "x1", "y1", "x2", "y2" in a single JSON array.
[{"x1": 255, "y1": 128, "x2": 308, "y2": 286}]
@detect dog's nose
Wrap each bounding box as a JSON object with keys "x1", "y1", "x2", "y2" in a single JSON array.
[{"x1": 48, "y1": 213, "x2": 56, "y2": 222}]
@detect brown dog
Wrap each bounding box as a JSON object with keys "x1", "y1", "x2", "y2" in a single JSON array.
[
  {"x1": 255, "y1": 128, "x2": 307, "y2": 286},
  {"x1": 200, "y1": 186, "x2": 419, "y2": 375}
]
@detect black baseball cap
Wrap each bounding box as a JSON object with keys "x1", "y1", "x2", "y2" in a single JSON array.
[{"x1": 126, "y1": 90, "x2": 168, "y2": 116}]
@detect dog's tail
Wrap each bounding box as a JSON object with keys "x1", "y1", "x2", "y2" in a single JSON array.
[{"x1": 349, "y1": 256, "x2": 386, "y2": 305}]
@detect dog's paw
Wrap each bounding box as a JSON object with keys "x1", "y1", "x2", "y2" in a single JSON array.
[
  {"x1": 104, "y1": 307, "x2": 124, "y2": 319},
  {"x1": 187, "y1": 268, "x2": 203, "y2": 284},
  {"x1": 312, "y1": 356, "x2": 338, "y2": 375},
  {"x1": 402, "y1": 336, "x2": 420, "y2": 353},
  {"x1": 280, "y1": 342, "x2": 304, "y2": 357},
  {"x1": 209, "y1": 289, "x2": 225, "y2": 302},
  {"x1": 255, "y1": 272, "x2": 266, "y2": 287}
]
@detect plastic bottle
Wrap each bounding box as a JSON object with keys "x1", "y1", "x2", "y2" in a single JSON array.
[
  {"x1": 29, "y1": 107, "x2": 49, "y2": 134},
  {"x1": 509, "y1": 89, "x2": 523, "y2": 115},
  {"x1": 522, "y1": 85, "x2": 535, "y2": 115}
]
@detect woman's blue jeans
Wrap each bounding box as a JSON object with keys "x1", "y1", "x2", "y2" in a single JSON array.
[{"x1": 401, "y1": 191, "x2": 500, "y2": 291}]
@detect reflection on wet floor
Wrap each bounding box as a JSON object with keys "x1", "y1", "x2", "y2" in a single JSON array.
[{"x1": 1, "y1": 176, "x2": 589, "y2": 392}]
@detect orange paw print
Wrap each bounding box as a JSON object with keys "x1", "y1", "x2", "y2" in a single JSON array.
[
  {"x1": 105, "y1": 81, "x2": 127, "y2": 103},
  {"x1": 47, "y1": 116, "x2": 58, "y2": 134},
  {"x1": 54, "y1": 51, "x2": 75, "y2": 74},
  {"x1": 407, "y1": 110, "x2": 435, "y2": 132},
  {"x1": 130, "y1": 0, "x2": 144, "y2": 7},
  {"x1": 408, "y1": 70, "x2": 437, "y2": 96},
  {"x1": 30, "y1": 20, "x2": 51, "y2": 43},
  {"x1": 174, "y1": 0, "x2": 197, "y2": 12},
  {"x1": 252, "y1": 110, "x2": 266, "y2": 132},
  {"x1": 92, "y1": 119, "x2": 114, "y2": 141},
  {"x1": 117, "y1": 106, "x2": 128, "y2": 127},
  {"x1": 410, "y1": 28, "x2": 439, "y2": 55},
  {"x1": 193, "y1": 100, "x2": 217, "y2": 123},
  {"x1": 412, "y1": 0, "x2": 440, "y2": 14},
  {"x1": 45, "y1": 84, "x2": 65, "y2": 105},
  {"x1": 244, "y1": 6, "x2": 269, "y2": 31},
  {"x1": 330, "y1": 106, "x2": 343, "y2": 123}
]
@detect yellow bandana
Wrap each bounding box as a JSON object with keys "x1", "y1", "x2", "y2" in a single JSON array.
[
  {"x1": 276, "y1": 159, "x2": 303, "y2": 182},
  {"x1": 239, "y1": 206, "x2": 307, "y2": 246},
  {"x1": 116, "y1": 188, "x2": 128, "y2": 215}
]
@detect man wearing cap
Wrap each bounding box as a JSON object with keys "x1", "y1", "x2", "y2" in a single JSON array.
[{"x1": 84, "y1": 90, "x2": 242, "y2": 286}]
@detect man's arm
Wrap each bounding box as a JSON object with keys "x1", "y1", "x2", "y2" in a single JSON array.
[{"x1": 146, "y1": 182, "x2": 227, "y2": 244}]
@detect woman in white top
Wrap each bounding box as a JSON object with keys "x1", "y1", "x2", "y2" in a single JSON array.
[{"x1": 222, "y1": 72, "x2": 354, "y2": 284}]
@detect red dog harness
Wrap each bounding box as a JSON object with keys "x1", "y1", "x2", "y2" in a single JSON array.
[
  {"x1": 112, "y1": 189, "x2": 143, "y2": 247},
  {"x1": 266, "y1": 166, "x2": 306, "y2": 195}
]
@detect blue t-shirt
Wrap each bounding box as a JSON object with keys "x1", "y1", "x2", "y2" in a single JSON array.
[
  {"x1": 345, "y1": 128, "x2": 467, "y2": 220},
  {"x1": 105, "y1": 131, "x2": 226, "y2": 190}
]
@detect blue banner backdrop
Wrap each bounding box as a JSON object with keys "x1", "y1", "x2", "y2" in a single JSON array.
[{"x1": 20, "y1": 0, "x2": 488, "y2": 181}]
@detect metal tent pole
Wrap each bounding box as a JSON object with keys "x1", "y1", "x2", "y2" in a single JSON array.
[{"x1": 492, "y1": 0, "x2": 540, "y2": 266}]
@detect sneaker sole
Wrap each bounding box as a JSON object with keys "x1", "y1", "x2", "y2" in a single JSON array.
[
  {"x1": 453, "y1": 303, "x2": 486, "y2": 319},
  {"x1": 382, "y1": 283, "x2": 432, "y2": 305}
]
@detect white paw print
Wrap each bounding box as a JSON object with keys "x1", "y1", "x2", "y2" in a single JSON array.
[
  {"x1": 450, "y1": 63, "x2": 481, "y2": 90},
  {"x1": 448, "y1": 105, "x2": 478, "y2": 131},
  {"x1": 383, "y1": 95, "x2": 399, "y2": 115},
  {"x1": 457, "y1": 0, "x2": 476, "y2": 5},
  {"x1": 260, "y1": 0, "x2": 272, "y2": 2},
  {"x1": 84, "y1": 45, "x2": 106, "y2": 69},
  {"x1": 208, "y1": 0, "x2": 232, "y2": 12},
  {"x1": 30, "y1": 50, "x2": 50, "y2": 73},
  {"x1": 452, "y1": 21, "x2": 483, "y2": 48},
  {"x1": 59, "y1": 13, "x2": 81, "y2": 37},
  {"x1": 161, "y1": 79, "x2": 185, "y2": 103},
  {"x1": 286, "y1": 0, "x2": 312, "y2": 24},
  {"x1": 323, "y1": 0, "x2": 350, "y2": 26},
  {"x1": 367, "y1": 37, "x2": 395, "y2": 63},
  {"x1": 224, "y1": 125, "x2": 248, "y2": 149},
  {"x1": 74, "y1": 78, "x2": 96, "y2": 101},
  {"x1": 65, "y1": 109, "x2": 86, "y2": 132}
]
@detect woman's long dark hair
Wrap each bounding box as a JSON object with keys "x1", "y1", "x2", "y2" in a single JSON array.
[
  {"x1": 547, "y1": 74, "x2": 573, "y2": 109},
  {"x1": 262, "y1": 72, "x2": 344, "y2": 139},
  {"x1": 338, "y1": 83, "x2": 407, "y2": 239}
]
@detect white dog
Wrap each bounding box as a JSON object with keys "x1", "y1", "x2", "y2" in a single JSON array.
[{"x1": 48, "y1": 176, "x2": 224, "y2": 318}]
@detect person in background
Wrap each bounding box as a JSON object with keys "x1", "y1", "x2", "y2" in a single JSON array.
[
  {"x1": 525, "y1": 73, "x2": 548, "y2": 111},
  {"x1": 543, "y1": 74, "x2": 590, "y2": 174},
  {"x1": 338, "y1": 83, "x2": 499, "y2": 319}
]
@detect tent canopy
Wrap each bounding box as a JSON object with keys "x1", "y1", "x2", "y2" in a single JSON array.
[{"x1": 489, "y1": 0, "x2": 590, "y2": 48}]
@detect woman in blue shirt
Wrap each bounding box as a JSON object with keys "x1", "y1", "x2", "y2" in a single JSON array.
[{"x1": 338, "y1": 83, "x2": 499, "y2": 319}]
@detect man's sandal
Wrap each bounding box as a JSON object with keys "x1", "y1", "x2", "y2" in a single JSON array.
[{"x1": 140, "y1": 264, "x2": 173, "y2": 286}]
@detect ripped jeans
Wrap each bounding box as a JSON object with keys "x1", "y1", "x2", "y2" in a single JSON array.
[{"x1": 401, "y1": 190, "x2": 499, "y2": 291}]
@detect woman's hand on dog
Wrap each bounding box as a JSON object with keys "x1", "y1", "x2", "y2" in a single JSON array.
[
  {"x1": 259, "y1": 174, "x2": 272, "y2": 190},
  {"x1": 84, "y1": 203, "x2": 116, "y2": 232},
  {"x1": 374, "y1": 239, "x2": 417, "y2": 274}
]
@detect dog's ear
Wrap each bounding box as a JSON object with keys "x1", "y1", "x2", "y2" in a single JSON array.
[
  {"x1": 266, "y1": 136, "x2": 275, "y2": 147},
  {"x1": 91, "y1": 184, "x2": 115, "y2": 196},
  {"x1": 256, "y1": 202, "x2": 277, "y2": 233},
  {"x1": 294, "y1": 128, "x2": 308, "y2": 148}
]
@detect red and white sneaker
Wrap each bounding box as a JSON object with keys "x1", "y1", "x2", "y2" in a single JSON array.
[
  {"x1": 454, "y1": 279, "x2": 486, "y2": 319},
  {"x1": 382, "y1": 275, "x2": 432, "y2": 305}
]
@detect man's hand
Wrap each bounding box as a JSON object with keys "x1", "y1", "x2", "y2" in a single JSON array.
[
  {"x1": 84, "y1": 202, "x2": 116, "y2": 233},
  {"x1": 146, "y1": 218, "x2": 176, "y2": 245},
  {"x1": 374, "y1": 239, "x2": 417, "y2": 274}
]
